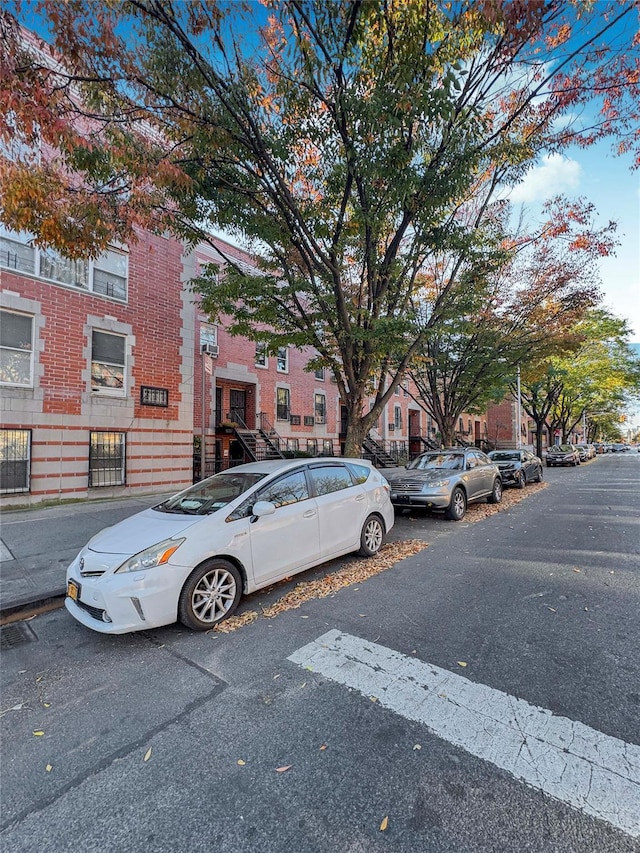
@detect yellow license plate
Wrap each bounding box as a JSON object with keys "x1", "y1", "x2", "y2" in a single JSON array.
[{"x1": 67, "y1": 579, "x2": 79, "y2": 601}]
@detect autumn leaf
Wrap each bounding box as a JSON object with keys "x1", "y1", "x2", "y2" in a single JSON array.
[
  {"x1": 45, "y1": 764, "x2": 53, "y2": 772},
  {"x1": 32, "y1": 731, "x2": 44, "y2": 736},
  {"x1": 144, "y1": 748, "x2": 152, "y2": 762},
  {"x1": 237, "y1": 759, "x2": 246, "y2": 766},
  {"x1": 456, "y1": 661, "x2": 467, "y2": 668},
  {"x1": 573, "y1": 567, "x2": 582, "y2": 573},
  {"x1": 275, "y1": 765, "x2": 292, "y2": 773},
  {"x1": 319, "y1": 744, "x2": 327, "y2": 751},
  {"x1": 380, "y1": 816, "x2": 389, "y2": 831}
]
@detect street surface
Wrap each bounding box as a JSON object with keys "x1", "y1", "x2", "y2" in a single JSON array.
[{"x1": 1, "y1": 453, "x2": 639, "y2": 852}]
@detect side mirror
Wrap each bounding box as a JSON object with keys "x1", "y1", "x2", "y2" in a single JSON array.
[{"x1": 250, "y1": 500, "x2": 276, "y2": 522}]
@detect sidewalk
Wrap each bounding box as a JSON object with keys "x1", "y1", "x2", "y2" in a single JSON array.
[{"x1": 0, "y1": 493, "x2": 169, "y2": 619}]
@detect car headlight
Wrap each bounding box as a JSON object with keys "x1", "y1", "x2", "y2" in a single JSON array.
[
  {"x1": 426, "y1": 479, "x2": 451, "y2": 489},
  {"x1": 115, "y1": 538, "x2": 185, "y2": 574}
]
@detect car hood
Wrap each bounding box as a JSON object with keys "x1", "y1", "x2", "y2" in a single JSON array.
[
  {"x1": 493, "y1": 460, "x2": 519, "y2": 468},
  {"x1": 85, "y1": 508, "x2": 205, "y2": 556}
]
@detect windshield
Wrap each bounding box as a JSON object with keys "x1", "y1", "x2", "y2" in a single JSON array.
[
  {"x1": 552, "y1": 445, "x2": 574, "y2": 452},
  {"x1": 154, "y1": 471, "x2": 267, "y2": 515},
  {"x1": 490, "y1": 452, "x2": 520, "y2": 462},
  {"x1": 408, "y1": 452, "x2": 464, "y2": 471}
]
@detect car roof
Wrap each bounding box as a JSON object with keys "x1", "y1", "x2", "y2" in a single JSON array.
[{"x1": 222, "y1": 457, "x2": 372, "y2": 475}]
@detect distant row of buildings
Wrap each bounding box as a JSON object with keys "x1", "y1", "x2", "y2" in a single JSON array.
[{"x1": 1, "y1": 219, "x2": 542, "y2": 506}]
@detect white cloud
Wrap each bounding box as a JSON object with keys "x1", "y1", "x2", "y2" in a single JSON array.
[{"x1": 509, "y1": 154, "x2": 582, "y2": 203}]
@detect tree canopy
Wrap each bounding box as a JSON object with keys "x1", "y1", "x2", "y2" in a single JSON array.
[{"x1": 1, "y1": 0, "x2": 639, "y2": 453}]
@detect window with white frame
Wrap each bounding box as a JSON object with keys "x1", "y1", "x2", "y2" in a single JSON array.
[
  {"x1": 0, "y1": 310, "x2": 34, "y2": 387},
  {"x1": 394, "y1": 405, "x2": 402, "y2": 429},
  {"x1": 306, "y1": 438, "x2": 318, "y2": 455},
  {"x1": 315, "y1": 393, "x2": 326, "y2": 424},
  {"x1": 0, "y1": 226, "x2": 128, "y2": 301},
  {"x1": 89, "y1": 431, "x2": 126, "y2": 487},
  {"x1": 276, "y1": 387, "x2": 290, "y2": 421},
  {"x1": 255, "y1": 342, "x2": 268, "y2": 367},
  {"x1": 288, "y1": 438, "x2": 300, "y2": 452},
  {"x1": 0, "y1": 429, "x2": 31, "y2": 493},
  {"x1": 314, "y1": 366, "x2": 325, "y2": 380},
  {"x1": 91, "y1": 330, "x2": 126, "y2": 395},
  {"x1": 276, "y1": 347, "x2": 288, "y2": 373}
]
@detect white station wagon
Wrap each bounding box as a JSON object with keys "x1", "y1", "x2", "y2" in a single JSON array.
[{"x1": 66, "y1": 458, "x2": 394, "y2": 634}]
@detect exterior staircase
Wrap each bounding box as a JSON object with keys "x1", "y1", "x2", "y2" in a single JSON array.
[
  {"x1": 230, "y1": 411, "x2": 285, "y2": 462},
  {"x1": 362, "y1": 434, "x2": 398, "y2": 468}
]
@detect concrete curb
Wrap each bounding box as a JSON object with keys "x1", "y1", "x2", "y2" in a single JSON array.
[{"x1": 0, "y1": 590, "x2": 66, "y2": 625}]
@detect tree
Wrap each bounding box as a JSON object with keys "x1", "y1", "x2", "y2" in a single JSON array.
[
  {"x1": 2, "y1": 1, "x2": 639, "y2": 454},
  {"x1": 409, "y1": 194, "x2": 613, "y2": 447},
  {"x1": 520, "y1": 309, "x2": 640, "y2": 450}
]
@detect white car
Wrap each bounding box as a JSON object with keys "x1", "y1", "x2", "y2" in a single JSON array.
[{"x1": 66, "y1": 458, "x2": 394, "y2": 634}]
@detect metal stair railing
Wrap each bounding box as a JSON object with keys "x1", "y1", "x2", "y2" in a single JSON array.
[
  {"x1": 362, "y1": 434, "x2": 398, "y2": 468},
  {"x1": 256, "y1": 412, "x2": 286, "y2": 458}
]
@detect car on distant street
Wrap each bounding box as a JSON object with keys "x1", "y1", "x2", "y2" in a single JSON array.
[
  {"x1": 66, "y1": 458, "x2": 394, "y2": 634},
  {"x1": 487, "y1": 449, "x2": 544, "y2": 489},
  {"x1": 546, "y1": 444, "x2": 580, "y2": 467},
  {"x1": 575, "y1": 443, "x2": 596, "y2": 462},
  {"x1": 386, "y1": 447, "x2": 502, "y2": 521}
]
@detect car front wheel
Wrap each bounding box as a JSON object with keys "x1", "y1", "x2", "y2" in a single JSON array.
[
  {"x1": 516, "y1": 471, "x2": 526, "y2": 489},
  {"x1": 358, "y1": 514, "x2": 385, "y2": 557},
  {"x1": 178, "y1": 559, "x2": 242, "y2": 631},
  {"x1": 535, "y1": 466, "x2": 543, "y2": 482},
  {"x1": 445, "y1": 486, "x2": 467, "y2": 521},
  {"x1": 487, "y1": 478, "x2": 503, "y2": 504}
]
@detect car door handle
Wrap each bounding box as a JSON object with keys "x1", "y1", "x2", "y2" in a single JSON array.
[
  {"x1": 303, "y1": 509, "x2": 316, "y2": 518},
  {"x1": 355, "y1": 494, "x2": 365, "y2": 501}
]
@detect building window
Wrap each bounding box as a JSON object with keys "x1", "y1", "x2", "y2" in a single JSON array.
[
  {"x1": 276, "y1": 387, "x2": 290, "y2": 421},
  {"x1": 0, "y1": 429, "x2": 31, "y2": 493},
  {"x1": 200, "y1": 323, "x2": 218, "y2": 347},
  {"x1": 288, "y1": 438, "x2": 300, "y2": 452},
  {"x1": 255, "y1": 342, "x2": 268, "y2": 368},
  {"x1": 314, "y1": 367, "x2": 325, "y2": 380},
  {"x1": 89, "y1": 431, "x2": 126, "y2": 487},
  {"x1": 394, "y1": 406, "x2": 402, "y2": 429},
  {"x1": 0, "y1": 226, "x2": 128, "y2": 301},
  {"x1": 315, "y1": 393, "x2": 326, "y2": 425},
  {"x1": 459, "y1": 417, "x2": 464, "y2": 432},
  {"x1": 306, "y1": 438, "x2": 318, "y2": 455},
  {"x1": 276, "y1": 347, "x2": 288, "y2": 373},
  {"x1": 0, "y1": 310, "x2": 34, "y2": 387},
  {"x1": 322, "y1": 438, "x2": 334, "y2": 455},
  {"x1": 402, "y1": 381, "x2": 409, "y2": 397},
  {"x1": 91, "y1": 330, "x2": 126, "y2": 395}
]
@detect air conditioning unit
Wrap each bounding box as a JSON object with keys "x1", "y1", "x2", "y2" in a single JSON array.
[{"x1": 201, "y1": 343, "x2": 219, "y2": 357}]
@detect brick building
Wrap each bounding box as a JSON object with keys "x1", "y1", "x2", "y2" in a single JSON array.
[{"x1": 1, "y1": 225, "x2": 195, "y2": 506}]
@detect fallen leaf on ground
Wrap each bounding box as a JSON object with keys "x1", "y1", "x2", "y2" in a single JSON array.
[
  {"x1": 573, "y1": 568, "x2": 582, "y2": 573},
  {"x1": 237, "y1": 759, "x2": 246, "y2": 766},
  {"x1": 319, "y1": 744, "x2": 327, "y2": 751},
  {"x1": 275, "y1": 765, "x2": 292, "y2": 773},
  {"x1": 547, "y1": 606, "x2": 557, "y2": 612},
  {"x1": 45, "y1": 764, "x2": 52, "y2": 772},
  {"x1": 32, "y1": 731, "x2": 44, "y2": 737},
  {"x1": 380, "y1": 816, "x2": 389, "y2": 831},
  {"x1": 413, "y1": 744, "x2": 422, "y2": 751},
  {"x1": 144, "y1": 748, "x2": 152, "y2": 762},
  {"x1": 456, "y1": 661, "x2": 467, "y2": 668}
]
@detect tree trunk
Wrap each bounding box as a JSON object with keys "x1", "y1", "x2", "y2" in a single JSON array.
[{"x1": 343, "y1": 417, "x2": 368, "y2": 458}]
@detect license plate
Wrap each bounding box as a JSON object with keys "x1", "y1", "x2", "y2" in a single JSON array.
[{"x1": 67, "y1": 579, "x2": 80, "y2": 601}]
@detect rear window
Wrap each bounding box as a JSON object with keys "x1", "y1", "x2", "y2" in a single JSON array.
[{"x1": 346, "y1": 463, "x2": 370, "y2": 484}]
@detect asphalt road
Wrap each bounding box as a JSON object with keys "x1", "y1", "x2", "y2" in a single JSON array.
[{"x1": 1, "y1": 453, "x2": 639, "y2": 852}]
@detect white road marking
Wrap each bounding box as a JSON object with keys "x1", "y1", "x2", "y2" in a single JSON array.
[{"x1": 289, "y1": 630, "x2": 640, "y2": 838}]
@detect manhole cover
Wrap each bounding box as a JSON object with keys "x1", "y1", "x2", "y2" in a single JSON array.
[{"x1": 0, "y1": 622, "x2": 38, "y2": 649}]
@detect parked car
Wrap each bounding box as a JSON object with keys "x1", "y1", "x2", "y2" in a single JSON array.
[
  {"x1": 593, "y1": 443, "x2": 605, "y2": 454},
  {"x1": 66, "y1": 458, "x2": 394, "y2": 634},
  {"x1": 575, "y1": 443, "x2": 595, "y2": 461},
  {"x1": 487, "y1": 449, "x2": 543, "y2": 488},
  {"x1": 546, "y1": 444, "x2": 580, "y2": 467},
  {"x1": 386, "y1": 447, "x2": 502, "y2": 521}
]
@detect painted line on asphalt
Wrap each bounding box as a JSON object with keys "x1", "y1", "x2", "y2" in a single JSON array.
[{"x1": 289, "y1": 630, "x2": 640, "y2": 838}]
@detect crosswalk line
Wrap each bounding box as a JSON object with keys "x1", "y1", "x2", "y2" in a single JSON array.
[{"x1": 289, "y1": 629, "x2": 640, "y2": 838}]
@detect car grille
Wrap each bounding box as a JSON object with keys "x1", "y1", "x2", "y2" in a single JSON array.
[
  {"x1": 76, "y1": 600, "x2": 107, "y2": 621},
  {"x1": 393, "y1": 481, "x2": 425, "y2": 492},
  {"x1": 80, "y1": 569, "x2": 106, "y2": 578}
]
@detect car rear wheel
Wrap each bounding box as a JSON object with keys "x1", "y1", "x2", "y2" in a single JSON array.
[
  {"x1": 487, "y1": 478, "x2": 503, "y2": 504},
  {"x1": 445, "y1": 487, "x2": 467, "y2": 521},
  {"x1": 178, "y1": 559, "x2": 242, "y2": 631},
  {"x1": 358, "y1": 514, "x2": 385, "y2": 556}
]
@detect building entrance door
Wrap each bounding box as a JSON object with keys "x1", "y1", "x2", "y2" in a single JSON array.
[{"x1": 229, "y1": 389, "x2": 247, "y2": 426}]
